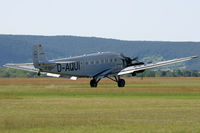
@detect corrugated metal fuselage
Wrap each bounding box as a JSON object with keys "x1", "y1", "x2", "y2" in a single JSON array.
[{"x1": 41, "y1": 52, "x2": 125, "y2": 78}]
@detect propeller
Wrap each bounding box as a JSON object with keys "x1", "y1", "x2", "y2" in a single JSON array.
[
  {"x1": 120, "y1": 54, "x2": 139, "y2": 66},
  {"x1": 37, "y1": 71, "x2": 41, "y2": 76},
  {"x1": 37, "y1": 69, "x2": 41, "y2": 76},
  {"x1": 120, "y1": 54, "x2": 145, "y2": 79}
]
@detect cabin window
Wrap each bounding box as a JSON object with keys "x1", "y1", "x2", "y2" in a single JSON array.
[
  {"x1": 114, "y1": 58, "x2": 117, "y2": 62},
  {"x1": 96, "y1": 60, "x2": 99, "y2": 64},
  {"x1": 85, "y1": 62, "x2": 88, "y2": 65},
  {"x1": 110, "y1": 58, "x2": 113, "y2": 63},
  {"x1": 90, "y1": 61, "x2": 94, "y2": 64},
  {"x1": 101, "y1": 59, "x2": 104, "y2": 63},
  {"x1": 105, "y1": 58, "x2": 108, "y2": 63}
]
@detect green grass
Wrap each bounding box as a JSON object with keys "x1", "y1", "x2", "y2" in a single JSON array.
[{"x1": 0, "y1": 78, "x2": 200, "y2": 133}]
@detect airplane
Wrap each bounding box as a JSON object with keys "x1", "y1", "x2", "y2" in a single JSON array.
[{"x1": 4, "y1": 44, "x2": 198, "y2": 87}]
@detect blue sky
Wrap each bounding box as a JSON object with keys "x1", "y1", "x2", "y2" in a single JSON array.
[{"x1": 0, "y1": 0, "x2": 199, "y2": 41}]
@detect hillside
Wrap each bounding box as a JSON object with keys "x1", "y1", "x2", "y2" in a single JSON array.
[{"x1": 0, "y1": 34, "x2": 200, "y2": 70}]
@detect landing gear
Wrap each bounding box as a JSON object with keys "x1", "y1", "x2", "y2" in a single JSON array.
[
  {"x1": 107, "y1": 76, "x2": 126, "y2": 87},
  {"x1": 90, "y1": 79, "x2": 98, "y2": 87},
  {"x1": 90, "y1": 78, "x2": 101, "y2": 87},
  {"x1": 117, "y1": 79, "x2": 125, "y2": 87},
  {"x1": 90, "y1": 76, "x2": 125, "y2": 87}
]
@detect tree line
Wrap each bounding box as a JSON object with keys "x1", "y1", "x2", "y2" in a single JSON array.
[
  {"x1": 0, "y1": 67, "x2": 199, "y2": 78},
  {"x1": 137, "y1": 70, "x2": 200, "y2": 77}
]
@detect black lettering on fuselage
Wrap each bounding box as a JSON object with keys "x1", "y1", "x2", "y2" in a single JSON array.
[
  {"x1": 70, "y1": 63, "x2": 74, "y2": 71},
  {"x1": 57, "y1": 62, "x2": 80, "y2": 72},
  {"x1": 65, "y1": 63, "x2": 70, "y2": 71},
  {"x1": 57, "y1": 64, "x2": 62, "y2": 72},
  {"x1": 65, "y1": 62, "x2": 80, "y2": 71}
]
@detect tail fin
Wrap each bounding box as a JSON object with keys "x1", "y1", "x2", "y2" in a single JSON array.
[{"x1": 33, "y1": 44, "x2": 48, "y2": 68}]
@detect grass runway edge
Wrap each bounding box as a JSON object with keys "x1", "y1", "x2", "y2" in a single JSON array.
[{"x1": 0, "y1": 77, "x2": 200, "y2": 133}]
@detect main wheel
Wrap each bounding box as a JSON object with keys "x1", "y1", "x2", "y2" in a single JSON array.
[
  {"x1": 90, "y1": 79, "x2": 97, "y2": 87},
  {"x1": 118, "y1": 79, "x2": 125, "y2": 87}
]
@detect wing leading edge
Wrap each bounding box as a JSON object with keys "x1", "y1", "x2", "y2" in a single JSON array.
[{"x1": 118, "y1": 56, "x2": 198, "y2": 75}]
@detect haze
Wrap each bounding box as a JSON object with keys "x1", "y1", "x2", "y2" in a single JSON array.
[{"x1": 0, "y1": 0, "x2": 199, "y2": 41}]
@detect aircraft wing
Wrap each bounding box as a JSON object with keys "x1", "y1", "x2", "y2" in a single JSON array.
[
  {"x1": 118, "y1": 56, "x2": 198, "y2": 75},
  {"x1": 3, "y1": 63, "x2": 39, "y2": 72}
]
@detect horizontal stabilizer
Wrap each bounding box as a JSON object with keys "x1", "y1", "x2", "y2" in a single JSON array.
[{"x1": 3, "y1": 63, "x2": 39, "y2": 72}]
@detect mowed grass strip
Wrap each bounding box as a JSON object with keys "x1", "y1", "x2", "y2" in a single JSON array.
[
  {"x1": 0, "y1": 78, "x2": 200, "y2": 133},
  {"x1": 0, "y1": 78, "x2": 200, "y2": 99}
]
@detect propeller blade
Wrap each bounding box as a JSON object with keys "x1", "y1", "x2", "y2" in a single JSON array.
[{"x1": 131, "y1": 57, "x2": 138, "y2": 61}]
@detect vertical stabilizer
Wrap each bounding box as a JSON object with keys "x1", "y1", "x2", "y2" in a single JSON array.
[{"x1": 33, "y1": 44, "x2": 48, "y2": 68}]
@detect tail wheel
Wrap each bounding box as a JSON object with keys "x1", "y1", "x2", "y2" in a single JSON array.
[
  {"x1": 118, "y1": 79, "x2": 125, "y2": 87},
  {"x1": 90, "y1": 79, "x2": 97, "y2": 87}
]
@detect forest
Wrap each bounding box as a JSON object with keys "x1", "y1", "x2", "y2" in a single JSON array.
[
  {"x1": 0, "y1": 34, "x2": 200, "y2": 70},
  {"x1": 0, "y1": 67, "x2": 199, "y2": 78}
]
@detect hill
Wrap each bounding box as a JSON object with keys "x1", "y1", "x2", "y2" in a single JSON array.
[{"x1": 0, "y1": 34, "x2": 200, "y2": 70}]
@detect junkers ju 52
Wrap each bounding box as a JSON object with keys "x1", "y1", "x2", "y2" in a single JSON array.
[{"x1": 4, "y1": 44, "x2": 198, "y2": 87}]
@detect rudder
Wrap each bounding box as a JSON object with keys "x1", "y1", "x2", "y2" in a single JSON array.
[{"x1": 33, "y1": 44, "x2": 48, "y2": 68}]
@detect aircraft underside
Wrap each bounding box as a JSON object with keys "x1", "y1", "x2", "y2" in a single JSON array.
[{"x1": 90, "y1": 76, "x2": 125, "y2": 87}]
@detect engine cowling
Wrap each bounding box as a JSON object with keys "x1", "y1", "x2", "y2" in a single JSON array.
[{"x1": 132, "y1": 70, "x2": 145, "y2": 77}]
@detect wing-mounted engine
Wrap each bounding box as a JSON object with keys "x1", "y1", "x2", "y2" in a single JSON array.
[
  {"x1": 120, "y1": 54, "x2": 144, "y2": 66},
  {"x1": 120, "y1": 54, "x2": 145, "y2": 76}
]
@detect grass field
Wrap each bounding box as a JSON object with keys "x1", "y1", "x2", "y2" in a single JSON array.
[{"x1": 0, "y1": 77, "x2": 200, "y2": 133}]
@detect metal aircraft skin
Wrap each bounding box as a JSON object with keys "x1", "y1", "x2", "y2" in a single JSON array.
[{"x1": 4, "y1": 44, "x2": 198, "y2": 87}]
